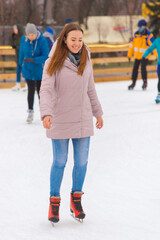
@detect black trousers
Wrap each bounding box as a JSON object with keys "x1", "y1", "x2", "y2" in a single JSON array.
[
  {"x1": 132, "y1": 58, "x2": 148, "y2": 84},
  {"x1": 26, "y1": 79, "x2": 41, "y2": 110},
  {"x1": 157, "y1": 64, "x2": 160, "y2": 92}
]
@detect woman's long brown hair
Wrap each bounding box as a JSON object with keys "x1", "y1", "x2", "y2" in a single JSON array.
[{"x1": 47, "y1": 23, "x2": 88, "y2": 76}]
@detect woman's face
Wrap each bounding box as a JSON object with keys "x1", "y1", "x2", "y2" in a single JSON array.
[
  {"x1": 65, "y1": 30, "x2": 83, "y2": 54},
  {"x1": 27, "y1": 33, "x2": 37, "y2": 41},
  {"x1": 13, "y1": 27, "x2": 18, "y2": 34}
]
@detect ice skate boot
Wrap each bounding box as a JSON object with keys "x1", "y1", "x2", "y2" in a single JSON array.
[
  {"x1": 48, "y1": 196, "x2": 61, "y2": 223},
  {"x1": 155, "y1": 92, "x2": 160, "y2": 104},
  {"x1": 12, "y1": 82, "x2": 20, "y2": 91},
  {"x1": 21, "y1": 84, "x2": 27, "y2": 92},
  {"x1": 142, "y1": 81, "x2": 147, "y2": 90},
  {"x1": 26, "y1": 109, "x2": 34, "y2": 123},
  {"x1": 128, "y1": 83, "x2": 135, "y2": 90},
  {"x1": 70, "y1": 191, "x2": 85, "y2": 222}
]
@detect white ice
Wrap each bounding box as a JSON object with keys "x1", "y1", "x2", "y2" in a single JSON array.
[{"x1": 0, "y1": 79, "x2": 160, "y2": 240}]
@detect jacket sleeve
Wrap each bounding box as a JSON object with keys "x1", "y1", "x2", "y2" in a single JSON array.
[
  {"x1": 147, "y1": 34, "x2": 158, "y2": 58},
  {"x1": 9, "y1": 34, "x2": 14, "y2": 48},
  {"x1": 87, "y1": 63, "x2": 103, "y2": 118},
  {"x1": 127, "y1": 37, "x2": 134, "y2": 59},
  {"x1": 34, "y1": 38, "x2": 49, "y2": 64},
  {"x1": 18, "y1": 36, "x2": 25, "y2": 66},
  {"x1": 40, "y1": 58, "x2": 56, "y2": 120},
  {"x1": 143, "y1": 40, "x2": 157, "y2": 58}
]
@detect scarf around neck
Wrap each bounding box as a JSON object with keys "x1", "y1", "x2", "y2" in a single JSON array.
[{"x1": 68, "y1": 50, "x2": 81, "y2": 66}]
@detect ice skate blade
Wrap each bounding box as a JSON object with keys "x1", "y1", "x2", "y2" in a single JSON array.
[
  {"x1": 12, "y1": 89, "x2": 20, "y2": 92},
  {"x1": 70, "y1": 213, "x2": 83, "y2": 223},
  {"x1": 51, "y1": 222, "x2": 55, "y2": 227},
  {"x1": 21, "y1": 87, "x2": 27, "y2": 92},
  {"x1": 26, "y1": 118, "x2": 33, "y2": 124},
  {"x1": 12, "y1": 87, "x2": 20, "y2": 91},
  {"x1": 128, "y1": 87, "x2": 134, "y2": 90},
  {"x1": 49, "y1": 220, "x2": 59, "y2": 227},
  {"x1": 26, "y1": 121, "x2": 33, "y2": 124}
]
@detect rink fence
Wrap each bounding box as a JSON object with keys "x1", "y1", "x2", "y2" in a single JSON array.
[{"x1": 0, "y1": 44, "x2": 157, "y2": 88}]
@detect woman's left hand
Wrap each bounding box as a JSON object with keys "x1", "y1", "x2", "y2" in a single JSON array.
[{"x1": 96, "y1": 116, "x2": 103, "y2": 129}]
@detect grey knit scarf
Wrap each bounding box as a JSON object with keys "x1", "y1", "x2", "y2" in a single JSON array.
[{"x1": 68, "y1": 51, "x2": 81, "y2": 66}]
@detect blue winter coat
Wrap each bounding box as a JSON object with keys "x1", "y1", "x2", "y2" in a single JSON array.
[
  {"x1": 18, "y1": 31, "x2": 49, "y2": 80},
  {"x1": 45, "y1": 37, "x2": 54, "y2": 51}
]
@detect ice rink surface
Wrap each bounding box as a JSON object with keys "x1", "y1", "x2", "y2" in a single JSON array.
[{"x1": 0, "y1": 79, "x2": 160, "y2": 240}]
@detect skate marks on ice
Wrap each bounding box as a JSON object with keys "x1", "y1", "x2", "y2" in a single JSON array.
[{"x1": 1, "y1": 81, "x2": 160, "y2": 240}]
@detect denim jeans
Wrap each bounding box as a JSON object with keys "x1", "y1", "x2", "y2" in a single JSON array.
[
  {"x1": 16, "y1": 64, "x2": 22, "y2": 83},
  {"x1": 50, "y1": 137, "x2": 90, "y2": 196}
]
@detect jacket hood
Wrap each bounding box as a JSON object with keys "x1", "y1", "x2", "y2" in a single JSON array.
[
  {"x1": 36, "y1": 29, "x2": 42, "y2": 39},
  {"x1": 43, "y1": 31, "x2": 53, "y2": 39}
]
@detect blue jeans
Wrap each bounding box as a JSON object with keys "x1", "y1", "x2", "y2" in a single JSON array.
[
  {"x1": 157, "y1": 64, "x2": 160, "y2": 92},
  {"x1": 16, "y1": 64, "x2": 22, "y2": 83},
  {"x1": 50, "y1": 137, "x2": 90, "y2": 196}
]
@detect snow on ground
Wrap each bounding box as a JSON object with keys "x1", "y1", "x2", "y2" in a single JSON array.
[{"x1": 0, "y1": 79, "x2": 160, "y2": 240}]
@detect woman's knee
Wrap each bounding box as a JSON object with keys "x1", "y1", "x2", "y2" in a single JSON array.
[
  {"x1": 52, "y1": 139, "x2": 69, "y2": 168},
  {"x1": 53, "y1": 152, "x2": 68, "y2": 168}
]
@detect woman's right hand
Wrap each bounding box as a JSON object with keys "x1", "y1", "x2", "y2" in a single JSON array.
[{"x1": 43, "y1": 116, "x2": 52, "y2": 129}]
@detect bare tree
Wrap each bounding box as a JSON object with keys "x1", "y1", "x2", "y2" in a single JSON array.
[
  {"x1": 120, "y1": 0, "x2": 145, "y2": 38},
  {"x1": 0, "y1": 0, "x2": 43, "y2": 26},
  {"x1": 78, "y1": 0, "x2": 95, "y2": 27},
  {"x1": 0, "y1": 0, "x2": 146, "y2": 29},
  {"x1": 0, "y1": 0, "x2": 5, "y2": 44}
]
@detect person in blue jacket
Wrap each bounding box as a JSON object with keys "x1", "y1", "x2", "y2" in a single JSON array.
[
  {"x1": 43, "y1": 27, "x2": 54, "y2": 51},
  {"x1": 19, "y1": 23, "x2": 49, "y2": 122},
  {"x1": 143, "y1": 36, "x2": 160, "y2": 103}
]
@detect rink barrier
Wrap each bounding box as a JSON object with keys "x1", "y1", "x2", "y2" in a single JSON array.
[
  {"x1": 0, "y1": 47, "x2": 17, "y2": 84},
  {"x1": 89, "y1": 44, "x2": 157, "y2": 82},
  {"x1": 0, "y1": 45, "x2": 157, "y2": 88}
]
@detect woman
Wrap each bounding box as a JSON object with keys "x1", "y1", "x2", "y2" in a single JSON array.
[
  {"x1": 143, "y1": 36, "x2": 160, "y2": 103},
  {"x1": 18, "y1": 23, "x2": 49, "y2": 123},
  {"x1": 10, "y1": 24, "x2": 24, "y2": 91},
  {"x1": 40, "y1": 23, "x2": 103, "y2": 223}
]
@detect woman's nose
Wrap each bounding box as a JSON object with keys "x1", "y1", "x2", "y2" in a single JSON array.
[{"x1": 74, "y1": 41, "x2": 79, "y2": 46}]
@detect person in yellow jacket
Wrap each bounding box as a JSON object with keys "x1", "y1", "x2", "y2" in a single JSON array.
[{"x1": 128, "y1": 19, "x2": 157, "y2": 90}]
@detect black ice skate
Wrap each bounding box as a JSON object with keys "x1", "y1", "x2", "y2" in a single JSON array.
[
  {"x1": 70, "y1": 191, "x2": 85, "y2": 223},
  {"x1": 48, "y1": 196, "x2": 61, "y2": 225},
  {"x1": 128, "y1": 83, "x2": 135, "y2": 90},
  {"x1": 155, "y1": 92, "x2": 160, "y2": 104},
  {"x1": 142, "y1": 81, "x2": 147, "y2": 90}
]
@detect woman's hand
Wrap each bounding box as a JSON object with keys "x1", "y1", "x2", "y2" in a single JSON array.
[
  {"x1": 96, "y1": 116, "x2": 103, "y2": 129},
  {"x1": 43, "y1": 116, "x2": 52, "y2": 129}
]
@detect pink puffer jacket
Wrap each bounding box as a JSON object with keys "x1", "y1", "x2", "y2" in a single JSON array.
[{"x1": 40, "y1": 45, "x2": 103, "y2": 139}]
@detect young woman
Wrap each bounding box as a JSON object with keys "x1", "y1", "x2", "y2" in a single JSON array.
[
  {"x1": 143, "y1": 37, "x2": 160, "y2": 103},
  {"x1": 18, "y1": 23, "x2": 49, "y2": 123},
  {"x1": 40, "y1": 23, "x2": 103, "y2": 223},
  {"x1": 10, "y1": 24, "x2": 24, "y2": 91}
]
